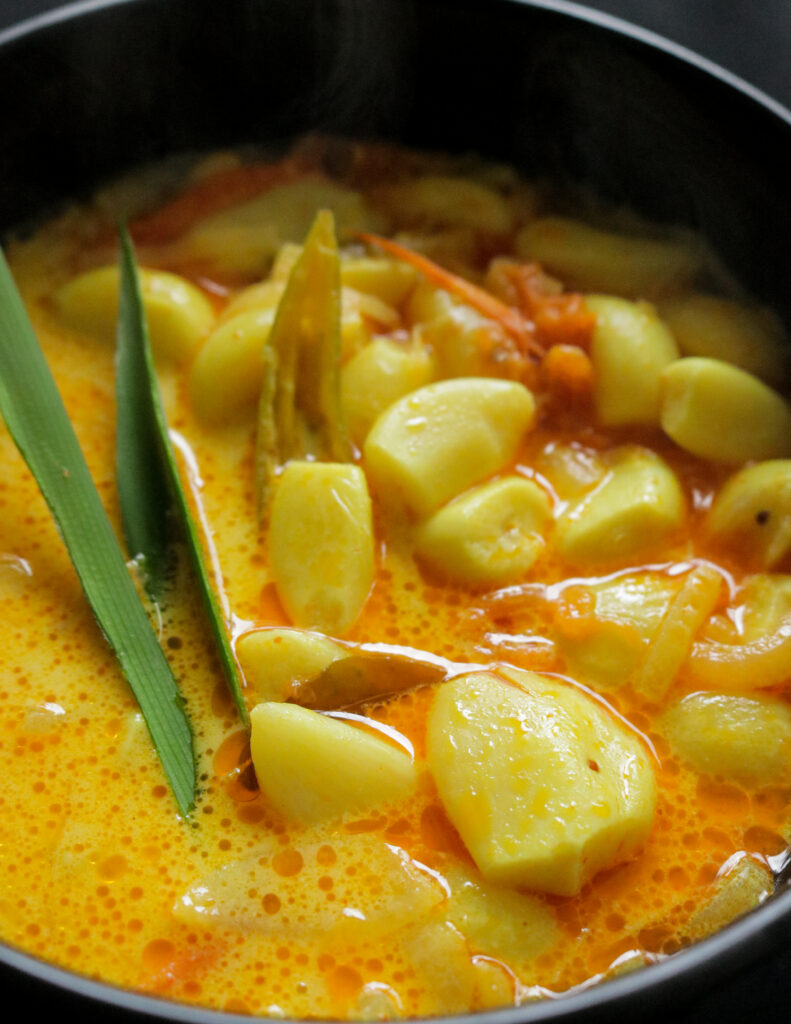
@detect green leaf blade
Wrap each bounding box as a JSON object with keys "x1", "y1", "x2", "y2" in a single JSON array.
[
  {"x1": 117, "y1": 227, "x2": 249, "y2": 728},
  {"x1": 115, "y1": 247, "x2": 172, "y2": 597},
  {"x1": 0, "y1": 247, "x2": 196, "y2": 815}
]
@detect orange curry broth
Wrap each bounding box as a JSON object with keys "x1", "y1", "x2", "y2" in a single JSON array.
[{"x1": 1, "y1": 146, "x2": 789, "y2": 1017}]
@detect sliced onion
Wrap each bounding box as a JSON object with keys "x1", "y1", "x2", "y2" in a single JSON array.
[{"x1": 687, "y1": 616, "x2": 791, "y2": 690}]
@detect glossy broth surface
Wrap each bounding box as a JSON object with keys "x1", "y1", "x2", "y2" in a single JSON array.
[{"x1": 2, "y1": 140, "x2": 790, "y2": 1017}]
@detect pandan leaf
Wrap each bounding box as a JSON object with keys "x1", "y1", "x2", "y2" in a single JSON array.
[
  {"x1": 116, "y1": 226, "x2": 249, "y2": 727},
  {"x1": 0, "y1": 245, "x2": 196, "y2": 814}
]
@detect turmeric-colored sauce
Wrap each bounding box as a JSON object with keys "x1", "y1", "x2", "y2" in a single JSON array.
[{"x1": 1, "y1": 139, "x2": 790, "y2": 1018}]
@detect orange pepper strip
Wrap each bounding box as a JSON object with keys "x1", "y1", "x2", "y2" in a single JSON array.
[
  {"x1": 357, "y1": 232, "x2": 543, "y2": 358},
  {"x1": 130, "y1": 159, "x2": 313, "y2": 245},
  {"x1": 540, "y1": 344, "x2": 595, "y2": 404},
  {"x1": 500, "y1": 261, "x2": 596, "y2": 350}
]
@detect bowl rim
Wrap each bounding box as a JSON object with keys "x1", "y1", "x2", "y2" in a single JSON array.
[
  {"x1": 2, "y1": 0, "x2": 791, "y2": 127},
  {"x1": 2, "y1": 0, "x2": 791, "y2": 1020}
]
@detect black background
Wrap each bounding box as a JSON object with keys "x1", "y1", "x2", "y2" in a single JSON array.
[
  {"x1": 2, "y1": 0, "x2": 791, "y2": 109},
  {"x1": 1, "y1": 0, "x2": 791, "y2": 1021}
]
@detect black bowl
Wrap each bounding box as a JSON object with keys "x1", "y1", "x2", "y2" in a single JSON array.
[{"x1": 3, "y1": 1, "x2": 791, "y2": 1022}]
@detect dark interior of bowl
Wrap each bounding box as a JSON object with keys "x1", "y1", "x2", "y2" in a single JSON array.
[
  {"x1": 3, "y1": 0, "x2": 791, "y2": 1021},
  {"x1": 2, "y1": 0, "x2": 791, "y2": 320}
]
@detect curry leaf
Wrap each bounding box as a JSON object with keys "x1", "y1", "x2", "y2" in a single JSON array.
[
  {"x1": 255, "y1": 209, "x2": 351, "y2": 515},
  {"x1": 0, "y1": 246, "x2": 196, "y2": 815},
  {"x1": 117, "y1": 226, "x2": 249, "y2": 727}
]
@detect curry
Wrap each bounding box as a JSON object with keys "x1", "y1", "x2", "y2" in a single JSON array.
[{"x1": 2, "y1": 138, "x2": 791, "y2": 1018}]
